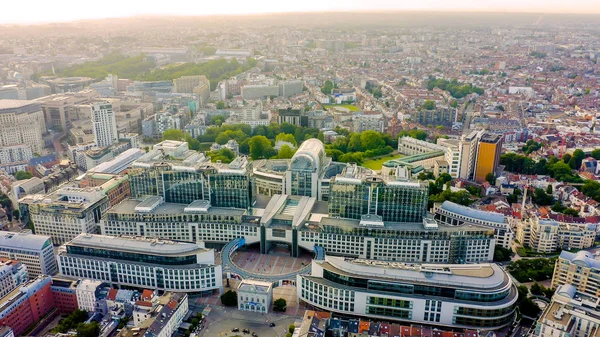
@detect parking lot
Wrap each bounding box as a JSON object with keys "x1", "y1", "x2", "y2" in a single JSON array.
[{"x1": 196, "y1": 305, "x2": 298, "y2": 337}]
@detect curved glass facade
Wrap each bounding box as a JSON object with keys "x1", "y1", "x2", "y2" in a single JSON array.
[{"x1": 66, "y1": 245, "x2": 198, "y2": 265}]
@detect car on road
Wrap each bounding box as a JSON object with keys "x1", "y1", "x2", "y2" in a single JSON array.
[
  {"x1": 269, "y1": 323, "x2": 276, "y2": 327},
  {"x1": 243, "y1": 329, "x2": 250, "y2": 334},
  {"x1": 232, "y1": 328, "x2": 239, "y2": 332},
  {"x1": 252, "y1": 333, "x2": 258, "y2": 337}
]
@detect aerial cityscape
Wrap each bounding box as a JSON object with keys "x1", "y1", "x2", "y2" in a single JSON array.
[{"x1": 1, "y1": 4, "x2": 600, "y2": 337}]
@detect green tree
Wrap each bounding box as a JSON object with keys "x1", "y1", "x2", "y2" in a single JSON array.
[
  {"x1": 288, "y1": 324, "x2": 295, "y2": 334},
  {"x1": 249, "y1": 136, "x2": 274, "y2": 160},
  {"x1": 562, "y1": 153, "x2": 572, "y2": 164},
  {"x1": 117, "y1": 317, "x2": 130, "y2": 329},
  {"x1": 485, "y1": 173, "x2": 495, "y2": 185},
  {"x1": 532, "y1": 188, "x2": 553, "y2": 206},
  {"x1": 273, "y1": 298, "x2": 287, "y2": 312},
  {"x1": 162, "y1": 129, "x2": 185, "y2": 141},
  {"x1": 12, "y1": 210, "x2": 20, "y2": 221},
  {"x1": 563, "y1": 208, "x2": 579, "y2": 216},
  {"x1": 417, "y1": 172, "x2": 435, "y2": 181},
  {"x1": 572, "y1": 149, "x2": 585, "y2": 169},
  {"x1": 77, "y1": 322, "x2": 100, "y2": 337},
  {"x1": 210, "y1": 148, "x2": 236, "y2": 163},
  {"x1": 14, "y1": 170, "x2": 32, "y2": 180},
  {"x1": 360, "y1": 130, "x2": 385, "y2": 150},
  {"x1": 530, "y1": 283, "x2": 543, "y2": 296},
  {"x1": 551, "y1": 201, "x2": 566, "y2": 213},
  {"x1": 220, "y1": 290, "x2": 238, "y2": 307},
  {"x1": 321, "y1": 80, "x2": 334, "y2": 95},
  {"x1": 422, "y1": 100, "x2": 436, "y2": 110},
  {"x1": 275, "y1": 133, "x2": 298, "y2": 146},
  {"x1": 216, "y1": 101, "x2": 226, "y2": 109},
  {"x1": 277, "y1": 145, "x2": 296, "y2": 159},
  {"x1": 546, "y1": 185, "x2": 553, "y2": 195},
  {"x1": 493, "y1": 245, "x2": 513, "y2": 262},
  {"x1": 0, "y1": 194, "x2": 12, "y2": 212},
  {"x1": 591, "y1": 149, "x2": 600, "y2": 160}
]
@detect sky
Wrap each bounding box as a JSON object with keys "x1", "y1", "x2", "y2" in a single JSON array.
[{"x1": 1, "y1": 0, "x2": 600, "y2": 24}]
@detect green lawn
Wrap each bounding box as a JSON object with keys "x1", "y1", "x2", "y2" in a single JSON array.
[
  {"x1": 323, "y1": 104, "x2": 360, "y2": 112},
  {"x1": 362, "y1": 154, "x2": 404, "y2": 170}
]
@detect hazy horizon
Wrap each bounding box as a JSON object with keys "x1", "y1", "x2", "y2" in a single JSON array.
[{"x1": 2, "y1": 0, "x2": 600, "y2": 25}]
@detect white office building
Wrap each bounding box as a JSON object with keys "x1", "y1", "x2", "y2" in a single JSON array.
[
  {"x1": 76, "y1": 279, "x2": 104, "y2": 313},
  {"x1": 433, "y1": 201, "x2": 514, "y2": 249},
  {"x1": 91, "y1": 102, "x2": 118, "y2": 148},
  {"x1": 0, "y1": 100, "x2": 46, "y2": 155},
  {"x1": 19, "y1": 187, "x2": 108, "y2": 245},
  {"x1": 57, "y1": 234, "x2": 223, "y2": 293},
  {"x1": 298, "y1": 257, "x2": 518, "y2": 330},
  {"x1": 0, "y1": 231, "x2": 57, "y2": 277}
]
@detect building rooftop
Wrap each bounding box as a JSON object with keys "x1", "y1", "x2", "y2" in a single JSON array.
[
  {"x1": 238, "y1": 279, "x2": 273, "y2": 294},
  {"x1": 68, "y1": 234, "x2": 209, "y2": 256},
  {"x1": 319, "y1": 256, "x2": 507, "y2": 290},
  {"x1": 0, "y1": 231, "x2": 52, "y2": 251},
  {"x1": 559, "y1": 250, "x2": 600, "y2": 269},
  {"x1": 147, "y1": 293, "x2": 187, "y2": 337},
  {"x1": 109, "y1": 199, "x2": 247, "y2": 216},
  {"x1": 318, "y1": 216, "x2": 493, "y2": 233},
  {"x1": 0, "y1": 99, "x2": 41, "y2": 113},
  {"x1": 440, "y1": 201, "x2": 506, "y2": 224}
]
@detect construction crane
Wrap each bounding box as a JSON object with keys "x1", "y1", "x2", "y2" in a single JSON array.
[{"x1": 546, "y1": 111, "x2": 572, "y2": 132}]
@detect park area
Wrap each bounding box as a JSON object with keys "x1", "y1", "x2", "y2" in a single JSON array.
[
  {"x1": 361, "y1": 154, "x2": 404, "y2": 170},
  {"x1": 323, "y1": 104, "x2": 360, "y2": 112}
]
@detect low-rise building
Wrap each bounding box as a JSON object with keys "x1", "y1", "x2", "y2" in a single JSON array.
[
  {"x1": 237, "y1": 280, "x2": 273, "y2": 313},
  {"x1": 76, "y1": 279, "x2": 105, "y2": 313},
  {"x1": 50, "y1": 278, "x2": 79, "y2": 314},
  {"x1": 120, "y1": 293, "x2": 188, "y2": 337}
]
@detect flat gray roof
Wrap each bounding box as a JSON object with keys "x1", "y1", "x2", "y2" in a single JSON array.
[
  {"x1": 320, "y1": 256, "x2": 508, "y2": 290},
  {"x1": 0, "y1": 231, "x2": 52, "y2": 251},
  {"x1": 0, "y1": 99, "x2": 41, "y2": 112},
  {"x1": 319, "y1": 217, "x2": 493, "y2": 233},
  {"x1": 69, "y1": 234, "x2": 209, "y2": 256},
  {"x1": 440, "y1": 201, "x2": 505, "y2": 224},
  {"x1": 109, "y1": 199, "x2": 246, "y2": 216}
]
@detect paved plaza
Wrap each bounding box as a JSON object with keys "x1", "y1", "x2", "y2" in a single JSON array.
[
  {"x1": 230, "y1": 246, "x2": 312, "y2": 276},
  {"x1": 194, "y1": 305, "x2": 299, "y2": 337}
]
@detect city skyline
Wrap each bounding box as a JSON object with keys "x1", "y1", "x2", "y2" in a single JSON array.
[{"x1": 2, "y1": 0, "x2": 600, "y2": 24}]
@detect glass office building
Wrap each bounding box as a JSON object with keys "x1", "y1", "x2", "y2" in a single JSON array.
[
  {"x1": 57, "y1": 234, "x2": 222, "y2": 293},
  {"x1": 298, "y1": 257, "x2": 518, "y2": 329},
  {"x1": 328, "y1": 165, "x2": 428, "y2": 223}
]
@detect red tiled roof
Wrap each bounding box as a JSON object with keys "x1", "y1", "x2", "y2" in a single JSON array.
[
  {"x1": 141, "y1": 289, "x2": 154, "y2": 301},
  {"x1": 106, "y1": 288, "x2": 118, "y2": 301}
]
